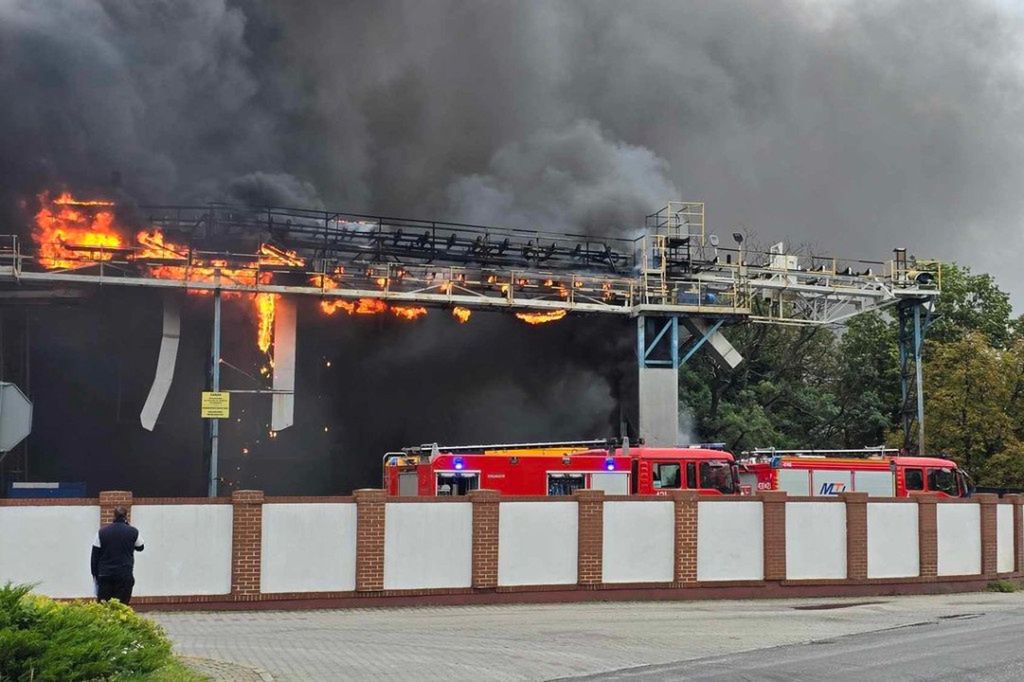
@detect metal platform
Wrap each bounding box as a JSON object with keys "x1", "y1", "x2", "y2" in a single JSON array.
[{"x1": 1, "y1": 202, "x2": 939, "y2": 325}]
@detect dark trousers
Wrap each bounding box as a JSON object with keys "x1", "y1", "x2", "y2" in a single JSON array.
[{"x1": 96, "y1": 575, "x2": 135, "y2": 604}]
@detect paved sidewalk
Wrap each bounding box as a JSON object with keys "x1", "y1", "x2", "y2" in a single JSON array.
[{"x1": 152, "y1": 593, "x2": 1024, "y2": 681}]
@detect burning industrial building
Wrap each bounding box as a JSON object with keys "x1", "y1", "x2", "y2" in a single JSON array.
[{"x1": 2, "y1": 1, "x2": 1023, "y2": 497}]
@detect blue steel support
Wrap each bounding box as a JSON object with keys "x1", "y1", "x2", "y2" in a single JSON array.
[
  {"x1": 638, "y1": 317, "x2": 679, "y2": 368},
  {"x1": 680, "y1": 319, "x2": 725, "y2": 365}
]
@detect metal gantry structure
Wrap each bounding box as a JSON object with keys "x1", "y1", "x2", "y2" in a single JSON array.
[{"x1": 0, "y1": 201, "x2": 941, "y2": 482}]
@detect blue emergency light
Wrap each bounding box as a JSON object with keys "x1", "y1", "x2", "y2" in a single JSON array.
[
  {"x1": 454, "y1": 457, "x2": 465, "y2": 470},
  {"x1": 605, "y1": 458, "x2": 615, "y2": 471}
]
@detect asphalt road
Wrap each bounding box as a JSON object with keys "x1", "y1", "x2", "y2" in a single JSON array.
[{"x1": 568, "y1": 610, "x2": 1024, "y2": 682}]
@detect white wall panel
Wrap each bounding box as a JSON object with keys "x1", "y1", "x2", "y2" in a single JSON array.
[
  {"x1": 867, "y1": 503, "x2": 919, "y2": 578},
  {"x1": 997, "y1": 504, "x2": 1014, "y2": 574},
  {"x1": 602, "y1": 501, "x2": 674, "y2": 583},
  {"x1": 262, "y1": 503, "x2": 356, "y2": 593},
  {"x1": 132, "y1": 505, "x2": 232, "y2": 596},
  {"x1": 499, "y1": 502, "x2": 577, "y2": 586},
  {"x1": 0, "y1": 506, "x2": 100, "y2": 598},
  {"x1": 937, "y1": 503, "x2": 981, "y2": 576},
  {"x1": 384, "y1": 503, "x2": 472, "y2": 590},
  {"x1": 697, "y1": 501, "x2": 763, "y2": 581},
  {"x1": 786, "y1": 502, "x2": 846, "y2": 579}
]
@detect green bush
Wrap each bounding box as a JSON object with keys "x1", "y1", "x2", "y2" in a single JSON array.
[
  {"x1": 986, "y1": 579, "x2": 1022, "y2": 593},
  {"x1": 0, "y1": 583, "x2": 176, "y2": 681}
]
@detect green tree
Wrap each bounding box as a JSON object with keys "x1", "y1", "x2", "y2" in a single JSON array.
[
  {"x1": 922, "y1": 332, "x2": 1012, "y2": 474},
  {"x1": 928, "y1": 263, "x2": 1012, "y2": 348}
]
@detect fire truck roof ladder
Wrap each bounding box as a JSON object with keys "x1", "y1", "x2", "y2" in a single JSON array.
[
  {"x1": 403, "y1": 438, "x2": 619, "y2": 456},
  {"x1": 744, "y1": 446, "x2": 900, "y2": 458}
]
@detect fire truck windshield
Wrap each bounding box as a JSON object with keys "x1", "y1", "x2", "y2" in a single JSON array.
[{"x1": 700, "y1": 461, "x2": 737, "y2": 494}]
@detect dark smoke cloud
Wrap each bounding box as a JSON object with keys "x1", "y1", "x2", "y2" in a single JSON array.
[{"x1": 3, "y1": 0, "x2": 1024, "y2": 493}]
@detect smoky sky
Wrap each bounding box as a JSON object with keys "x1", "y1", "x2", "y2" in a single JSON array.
[{"x1": 2, "y1": 0, "x2": 1024, "y2": 492}]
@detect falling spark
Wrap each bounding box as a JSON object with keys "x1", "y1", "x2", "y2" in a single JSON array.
[
  {"x1": 515, "y1": 310, "x2": 568, "y2": 325},
  {"x1": 452, "y1": 306, "x2": 472, "y2": 323}
]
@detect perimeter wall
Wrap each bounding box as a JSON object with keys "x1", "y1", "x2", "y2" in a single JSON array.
[{"x1": 0, "y1": 489, "x2": 1019, "y2": 608}]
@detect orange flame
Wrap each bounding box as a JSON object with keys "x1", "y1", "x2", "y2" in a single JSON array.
[
  {"x1": 452, "y1": 306, "x2": 472, "y2": 323},
  {"x1": 255, "y1": 293, "x2": 277, "y2": 354},
  {"x1": 34, "y1": 192, "x2": 124, "y2": 269},
  {"x1": 515, "y1": 310, "x2": 567, "y2": 325},
  {"x1": 319, "y1": 298, "x2": 390, "y2": 316},
  {"x1": 391, "y1": 305, "x2": 427, "y2": 320},
  {"x1": 320, "y1": 299, "x2": 355, "y2": 315}
]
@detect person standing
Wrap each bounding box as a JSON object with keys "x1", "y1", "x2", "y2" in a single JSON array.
[{"x1": 90, "y1": 506, "x2": 144, "y2": 604}]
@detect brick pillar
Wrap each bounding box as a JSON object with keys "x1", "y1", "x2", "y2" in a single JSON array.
[
  {"x1": 230, "y1": 490, "x2": 264, "y2": 598},
  {"x1": 977, "y1": 493, "x2": 999, "y2": 578},
  {"x1": 916, "y1": 496, "x2": 938, "y2": 578},
  {"x1": 1006, "y1": 494, "x2": 1024, "y2": 575},
  {"x1": 842, "y1": 492, "x2": 869, "y2": 580},
  {"x1": 99, "y1": 490, "x2": 133, "y2": 525},
  {"x1": 671, "y1": 490, "x2": 699, "y2": 584},
  {"x1": 354, "y1": 489, "x2": 386, "y2": 592},
  {"x1": 469, "y1": 489, "x2": 500, "y2": 589},
  {"x1": 574, "y1": 489, "x2": 604, "y2": 586},
  {"x1": 761, "y1": 491, "x2": 787, "y2": 581}
]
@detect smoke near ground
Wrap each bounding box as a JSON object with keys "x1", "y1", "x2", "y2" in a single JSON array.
[{"x1": 2, "y1": 0, "x2": 1024, "y2": 492}]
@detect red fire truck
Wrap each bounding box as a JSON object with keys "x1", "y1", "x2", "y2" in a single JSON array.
[
  {"x1": 383, "y1": 439, "x2": 741, "y2": 497},
  {"x1": 737, "y1": 448, "x2": 973, "y2": 498}
]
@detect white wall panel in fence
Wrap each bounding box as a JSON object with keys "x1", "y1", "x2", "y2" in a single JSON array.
[
  {"x1": 384, "y1": 503, "x2": 472, "y2": 590},
  {"x1": 697, "y1": 501, "x2": 763, "y2": 581},
  {"x1": 0, "y1": 506, "x2": 100, "y2": 598},
  {"x1": 262, "y1": 503, "x2": 356, "y2": 593},
  {"x1": 602, "y1": 501, "x2": 674, "y2": 583},
  {"x1": 499, "y1": 502, "x2": 577, "y2": 586},
  {"x1": 785, "y1": 502, "x2": 846, "y2": 579},
  {"x1": 937, "y1": 503, "x2": 981, "y2": 576},
  {"x1": 132, "y1": 505, "x2": 232, "y2": 596},
  {"x1": 867, "y1": 503, "x2": 919, "y2": 578},
  {"x1": 997, "y1": 504, "x2": 1014, "y2": 574}
]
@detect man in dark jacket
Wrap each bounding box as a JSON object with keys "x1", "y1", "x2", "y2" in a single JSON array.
[{"x1": 90, "y1": 506, "x2": 144, "y2": 604}]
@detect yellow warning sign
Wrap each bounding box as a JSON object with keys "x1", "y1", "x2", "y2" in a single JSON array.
[{"x1": 201, "y1": 391, "x2": 230, "y2": 419}]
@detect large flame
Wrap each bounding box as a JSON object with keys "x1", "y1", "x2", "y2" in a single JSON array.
[
  {"x1": 34, "y1": 192, "x2": 124, "y2": 269},
  {"x1": 255, "y1": 293, "x2": 278, "y2": 353},
  {"x1": 452, "y1": 306, "x2": 472, "y2": 323},
  {"x1": 515, "y1": 310, "x2": 567, "y2": 325}
]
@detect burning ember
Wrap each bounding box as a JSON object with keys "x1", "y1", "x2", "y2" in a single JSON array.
[
  {"x1": 452, "y1": 306, "x2": 472, "y2": 323},
  {"x1": 515, "y1": 310, "x2": 567, "y2": 324},
  {"x1": 33, "y1": 192, "x2": 124, "y2": 269}
]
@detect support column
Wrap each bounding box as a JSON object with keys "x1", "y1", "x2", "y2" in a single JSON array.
[
  {"x1": 469, "y1": 490, "x2": 500, "y2": 589},
  {"x1": 761, "y1": 491, "x2": 787, "y2": 581},
  {"x1": 842, "y1": 492, "x2": 869, "y2": 580},
  {"x1": 99, "y1": 490, "x2": 133, "y2": 525},
  {"x1": 230, "y1": 490, "x2": 264, "y2": 598},
  {"x1": 574, "y1": 489, "x2": 605, "y2": 586},
  {"x1": 671, "y1": 490, "x2": 698, "y2": 584},
  {"x1": 978, "y1": 493, "x2": 999, "y2": 578},
  {"x1": 637, "y1": 316, "x2": 679, "y2": 446},
  {"x1": 1007, "y1": 494, "x2": 1024, "y2": 575},
  {"x1": 354, "y1": 489, "x2": 386, "y2": 592},
  {"x1": 917, "y1": 496, "x2": 938, "y2": 579}
]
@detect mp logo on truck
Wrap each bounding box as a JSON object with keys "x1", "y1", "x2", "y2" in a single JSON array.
[{"x1": 819, "y1": 482, "x2": 848, "y2": 495}]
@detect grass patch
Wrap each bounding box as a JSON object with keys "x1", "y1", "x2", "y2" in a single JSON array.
[
  {"x1": 0, "y1": 582, "x2": 197, "y2": 681},
  {"x1": 124, "y1": 659, "x2": 208, "y2": 681},
  {"x1": 986, "y1": 579, "x2": 1021, "y2": 593}
]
